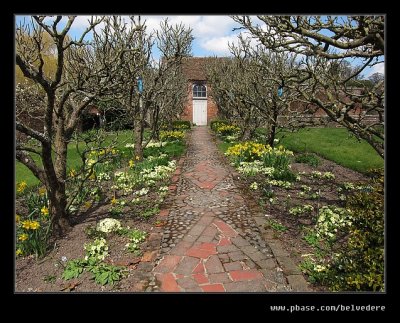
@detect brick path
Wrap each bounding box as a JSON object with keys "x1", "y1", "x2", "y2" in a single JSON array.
[{"x1": 151, "y1": 126, "x2": 309, "y2": 292}]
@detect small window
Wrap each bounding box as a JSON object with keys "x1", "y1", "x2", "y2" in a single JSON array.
[{"x1": 193, "y1": 83, "x2": 207, "y2": 98}]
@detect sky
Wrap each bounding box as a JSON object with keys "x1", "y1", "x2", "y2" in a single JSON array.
[{"x1": 15, "y1": 15, "x2": 384, "y2": 78}]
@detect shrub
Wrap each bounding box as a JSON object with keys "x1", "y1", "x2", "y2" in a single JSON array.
[
  {"x1": 301, "y1": 170, "x2": 384, "y2": 291},
  {"x1": 330, "y1": 175, "x2": 384, "y2": 291}
]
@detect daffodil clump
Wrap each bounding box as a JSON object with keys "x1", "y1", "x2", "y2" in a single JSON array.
[
  {"x1": 16, "y1": 214, "x2": 49, "y2": 258},
  {"x1": 160, "y1": 130, "x2": 185, "y2": 142},
  {"x1": 226, "y1": 141, "x2": 270, "y2": 163},
  {"x1": 16, "y1": 184, "x2": 52, "y2": 258},
  {"x1": 215, "y1": 124, "x2": 240, "y2": 137},
  {"x1": 226, "y1": 141, "x2": 293, "y2": 170},
  {"x1": 17, "y1": 181, "x2": 27, "y2": 194}
]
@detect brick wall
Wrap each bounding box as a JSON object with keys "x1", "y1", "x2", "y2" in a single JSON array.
[{"x1": 181, "y1": 82, "x2": 219, "y2": 125}]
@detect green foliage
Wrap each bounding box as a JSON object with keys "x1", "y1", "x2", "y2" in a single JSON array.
[
  {"x1": 271, "y1": 168, "x2": 297, "y2": 182},
  {"x1": 62, "y1": 259, "x2": 86, "y2": 280},
  {"x1": 303, "y1": 229, "x2": 320, "y2": 248},
  {"x1": 109, "y1": 204, "x2": 124, "y2": 217},
  {"x1": 265, "y1": 219, "x2": 288, "y2": 232},
  {"x1": 43, "y1": 274, "x2": 57, "y2": 283},
  {"x1": 84, "y1": 225, "x2": 107, "y2": 239},
  {"x1": 299, "y1": 259, "x2": 329, "y2": 285},
  {"x1": 160, "y1": 141, "x2": 185, "y2": 158},
  {"x1": 141, "y1": 206, "x2": 160, "y2": 219},
  {"x1": 119, "y1": 228, "x2": 147, "y2": 254},
  {"x1": 261, "y1": 186, "x2": 275, "y2": 198},
  {"x1": 295, "y1": 152, "x2": 320, "y2": 167},
  {"x1": 89, "y1": 263, "x2": 124, "y2": 286}
]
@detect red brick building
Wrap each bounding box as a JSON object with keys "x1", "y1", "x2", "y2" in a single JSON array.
[
  {"x1": 180, "y1": 57, "x2": 220, "y2": 125},
  {"x1": 178, "y1": 57, "x2": 379, "y2": 127}
]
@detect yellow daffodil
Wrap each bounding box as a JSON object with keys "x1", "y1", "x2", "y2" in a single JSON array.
[
  {"x1": 41, "y1": 206, "x2": 49, "y2": 216},
  {"x1": 135, "y1": 156, "x2": 140, "y2": 160},
  {"x1": 38, "y1": 187, "x2": 47, "y2": 196},
  {"x1": 29, "y1": 221, "x2": 40, "y2": 230},
  {"x1": 17, "y1": 181, "x2": 27, "y2": 193},
  {"x1": 84, "y1": 201, "x2": 92, "y2": 209},
  {"x1": 111, "y1": 197, "x2": 118, "y2": 205},
  {"x1": 129, "y1": 160, "x2": 135, "y2": 168},
  {"x1": 69, "y1": 169, "x2": 76, "y2": 177},
  {"x1": 21, "y1": 220, "x2": 31, "y2": 230},
  {"x1": 16, "y1": 214, "x2": 20, "y2": 223},
  {"x1": 18, "y1": 233, "x2": 28, "y2": 241},
  {"x1": 16, "y1": 249, "x2": 23, "y2": 256}
]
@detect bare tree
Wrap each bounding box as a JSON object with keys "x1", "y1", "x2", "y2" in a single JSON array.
[
  {"x1": 16, "y1": 16, "x2": 130, "y2": 234},
  {"x1": 232, "y1": 15, "x2": 384, "y2": 158},
  {"x1": 369, "y1": 72, "x2": 384, "y2": 85},
  {"x1": 104, "y1": 17, "x2": 193, "y2": 159},
  {"x1": 207, "y1": 56, "x2": 263, "y2": 140},
  {"x1": 207, "y1": 35, "x2": 306, "y2": 144}
]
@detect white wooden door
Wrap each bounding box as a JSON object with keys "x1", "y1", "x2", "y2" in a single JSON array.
[{"x1": 193, "y1": 99, "x2": 207, "y2": 125}]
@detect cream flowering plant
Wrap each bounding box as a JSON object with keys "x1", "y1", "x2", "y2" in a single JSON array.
[
  {"x1": 96, "y1": 218, "x2": 122, "y2": 233},
  {"x1": 315, "y1": 206, "x2": 352, "y2": 242},
  {"x1": 84, "y1": 238, "x2": 109, "y2": 261}
]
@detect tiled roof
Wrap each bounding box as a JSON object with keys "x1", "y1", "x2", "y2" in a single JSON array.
[{"x1": 181, "y1": 57, "x2": 227, "y2": 81}]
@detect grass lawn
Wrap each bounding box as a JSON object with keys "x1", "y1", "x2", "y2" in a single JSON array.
[
  {"x1": 16, "y1": 130, "x2": 142, "y2": 188},
  {"x1": 276, "y1": 127, "x2": 384, "y2": 173}
]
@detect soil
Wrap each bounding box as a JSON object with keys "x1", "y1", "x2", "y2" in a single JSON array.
[
  {"x1": 233, "y1": 155, "x2": 370, "y2": 291},
  {"x1": 15, "y1": 202, "x2": 160, "y2": 292},
  {"x1": 15, "y1": 163, "x2": 170, "y2": 292},
  {"x1": 15, "y1": 148, "x2": 370, "y2": 293}
]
